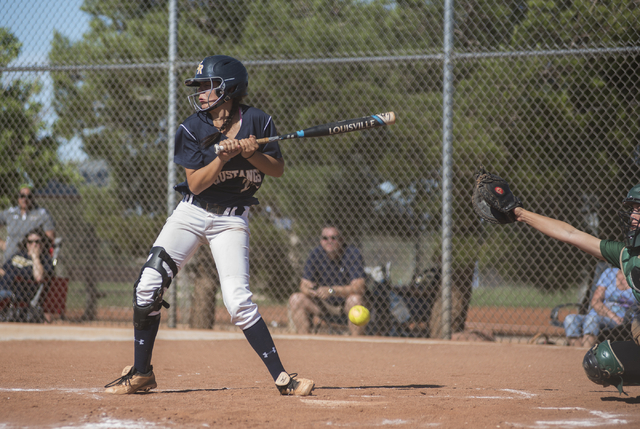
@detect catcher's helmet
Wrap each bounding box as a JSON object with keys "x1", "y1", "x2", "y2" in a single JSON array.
[
  {"x1": 583, "y1": 340, "x2": 626, "y2": 394},
  {"x1": 185, "y1": 55, "x2": 248, "y2": 113},
  {"x1": 618, "y1": 184, "x2": 640, "y2": 248}
]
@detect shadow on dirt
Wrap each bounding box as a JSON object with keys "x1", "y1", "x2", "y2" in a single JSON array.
[
  {"x1": 316, "y1": 384, "x2": 443, "y2": 390},
  {"x1": 157, "y1": 387, "x2": 233, "y2": 393},
  {"x1": 601, "y1": 395, "x2": 640, "y2": 404}
]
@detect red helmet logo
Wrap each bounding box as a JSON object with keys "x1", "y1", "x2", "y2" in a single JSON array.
[{"x1": 494, "y1": 186, "x2": 504, "y2": 195}]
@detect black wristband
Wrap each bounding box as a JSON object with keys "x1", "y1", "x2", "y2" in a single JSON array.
[{"x1": 243, "y1": 150, "x2": 257, "y2": 160}]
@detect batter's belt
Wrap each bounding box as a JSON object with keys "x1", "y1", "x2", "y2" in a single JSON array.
[{"x1": 183, "y1": 194, "x2": 246, "y2": 216}]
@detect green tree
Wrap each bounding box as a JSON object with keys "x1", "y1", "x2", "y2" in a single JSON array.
[
  {"x1": 49, "y1": 0, "x2": 640, "y2": 299},
  {"x1": 0, "y1": 28, "x2": 71, "y2": 206},
  {"x1": 455, "y1": 0, "x2": 640, "y2": 290},
  {"x1": 49, "y1": 2, "x2": 175, "y2": 257},
  {"x1": 47, "y1": 0, "x2": 452, "y2": 280}
]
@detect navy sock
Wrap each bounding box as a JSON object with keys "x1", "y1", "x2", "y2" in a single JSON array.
[
  {"x1": 133, "y1": 317, "x2": 160, "y2": 374},
  {"x1": 243, "y1": 318, "x2": 285, "y2": 381}
]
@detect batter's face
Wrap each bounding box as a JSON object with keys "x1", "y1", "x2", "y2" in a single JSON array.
[
  {"x1": 320, "y1": 227, "x2": 343, "y2": 258},
  {"x1": 197, "y1": 79, "x2": 223, "y2": 110}
]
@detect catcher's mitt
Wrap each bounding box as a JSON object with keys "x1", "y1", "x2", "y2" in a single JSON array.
[{"x1": 472, "y1": 166, "x2": 523, "y2": 224}]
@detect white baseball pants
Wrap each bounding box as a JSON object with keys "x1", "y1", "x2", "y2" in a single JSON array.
[{"x1": 136, "y1": 201, "x2": 260, "y2": 330}]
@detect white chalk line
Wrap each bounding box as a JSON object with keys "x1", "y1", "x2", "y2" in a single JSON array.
[
  {"x1": 423, "y1": 387, "x2": 538, "y2": 400},
  {"x1": 507, "y1": 406, "x2": 631, "y2": 428},
  {"x1": 0, "y1": 417, "x2": 172, "y2": 429},
  {"x1": 0, "y1": 387, "x2": 101, "y2": 394}
]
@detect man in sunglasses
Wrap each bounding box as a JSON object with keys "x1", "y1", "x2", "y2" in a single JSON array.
[
  {"x1": 0, "y1": 186, "x2": 56, "y2": 263},
  {"x1": 289, "y1": 225, "x2": 367, "y2": 335}
]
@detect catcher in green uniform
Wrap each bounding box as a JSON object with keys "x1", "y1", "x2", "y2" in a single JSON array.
[{"x1": 473, "y1": 167, "x2": 640, "y2": 395}]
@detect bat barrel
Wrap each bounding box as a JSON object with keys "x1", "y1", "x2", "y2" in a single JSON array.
[
  {"x1": 300, "y1": 111, "x2": 396, "y2": 139},
  {"x1": 214, "y1": 111, "x2": 396, "y2": 154}
]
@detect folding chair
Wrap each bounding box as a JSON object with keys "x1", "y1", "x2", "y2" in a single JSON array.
[{"x1": 42, "y1": 276, "x2": 69, "y2": 321}]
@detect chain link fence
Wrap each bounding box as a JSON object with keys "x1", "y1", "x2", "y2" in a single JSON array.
[{"x1": 1, "y1": 1, "x2": 639, "y2": 343}]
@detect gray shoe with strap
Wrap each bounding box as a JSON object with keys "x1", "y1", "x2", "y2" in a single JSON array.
[
  {"x1": 275, "y1": 372, "x2": 314, "y2": 396},
  {"x1": 104, "y1": 365, "x2": 157, "y2": 394}
]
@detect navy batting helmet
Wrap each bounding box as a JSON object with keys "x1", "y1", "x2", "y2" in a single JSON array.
[{"x1": 185, "y1": 55, "x2": 248, "y2": 113}]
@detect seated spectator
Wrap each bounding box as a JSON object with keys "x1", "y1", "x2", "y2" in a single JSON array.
[
  {"x1": 0, "y1": 185, "x2": 56, "y2": 263},
  {"x1": 563, "y1": 268, "x2": 637, "y2": 347},
  {"x1": 0, "y1": 227, "x2": 55, "y2": 306},
  {"x1": 289, "y1": 225, "x2": 366, "y2": 335}
]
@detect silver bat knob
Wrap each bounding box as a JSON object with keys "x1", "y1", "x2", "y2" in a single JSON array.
[{"x1": 214, "y1": 144, "x2": 224, "y2": 154}]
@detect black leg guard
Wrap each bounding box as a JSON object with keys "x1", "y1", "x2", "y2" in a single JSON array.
[
  {"x1": 611, "y1": 341, "x2": 640, "y2": 385},
  {"x1": 583, "y1": 340, "x2": 640, "y2": 395},
  {"x1": 133, "y1": 246, "x2": 178, "y2": 330}
]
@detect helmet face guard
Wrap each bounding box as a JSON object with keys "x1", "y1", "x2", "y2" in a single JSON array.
[
  {"x1": 618, "y1": 184, "x2": 640, "y2": 248},
  {"x1": 185, "y1": 55, "x2": 248, "y2": 113},
  {"x1": 618, "y1": 205, "x2": 640, "y2": 248},
  {"x1": 186, "y1": 77, "x2": 226, "y2": 113}
]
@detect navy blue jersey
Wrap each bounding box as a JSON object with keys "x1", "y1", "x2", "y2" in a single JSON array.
[
  {"x1": 302, "y1": 245, "x2": 365, "y2": 287},
  {"x1": 174, "y1": 104, "x2": 281, "y2": 207}
]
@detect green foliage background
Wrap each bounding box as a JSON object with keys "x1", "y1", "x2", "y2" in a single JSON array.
[{"x1": 2, "y1": 0, "x2": 639, "y2": 306}]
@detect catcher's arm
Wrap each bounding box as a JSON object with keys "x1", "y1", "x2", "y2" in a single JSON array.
[{"x1": 513, "y1": 207, "x2": 604, "y2": 259}]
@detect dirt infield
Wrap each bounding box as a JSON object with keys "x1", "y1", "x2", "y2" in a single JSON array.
[{"x1": 1, "y1": 324, "x2": 639, "y2": 428}]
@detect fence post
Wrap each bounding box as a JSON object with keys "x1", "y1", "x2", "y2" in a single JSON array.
[
  {"x1": 440, "y1": 0, "x2": 455, "y2": 339},
  {"x1": 166, "y1": 0, "x2": 178, "y2": 328}
]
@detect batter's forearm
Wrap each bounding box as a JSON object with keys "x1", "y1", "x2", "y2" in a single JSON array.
[
  {"x1": 246, "y1": 154, "x2": 284, "y2": 177},
  {"x1": 185, "y1": 160, "x2": 227, "y2": 195}
]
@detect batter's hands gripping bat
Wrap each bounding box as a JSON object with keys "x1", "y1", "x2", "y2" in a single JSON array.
[{"x1": 214, "y1": 111, "x2": 396, "y2": 154}]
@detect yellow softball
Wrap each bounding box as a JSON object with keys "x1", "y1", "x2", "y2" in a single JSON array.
[{"x1": 348, "y1": 305, "x2": 370, "y2": 327}]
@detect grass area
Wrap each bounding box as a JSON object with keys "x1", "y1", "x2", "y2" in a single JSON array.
[
  {"x1": 63, "y1": 281, "x2": 583, "y2": 312},
  {"x1": 64, "y1": 281, "x2": 290, "y2": 312},
  {"x1": 66, "y1": 281, "x2": 132, "y2": 310},
  {"x1": 470, "y1": 285, "x2": 582, "y2": 308}
]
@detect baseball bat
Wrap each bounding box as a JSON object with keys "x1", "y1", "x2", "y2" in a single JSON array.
[{"x1": 214, "y1": 111, "x2": 396, "y2": 154}]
